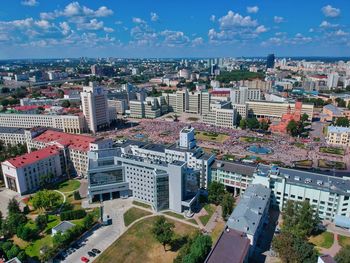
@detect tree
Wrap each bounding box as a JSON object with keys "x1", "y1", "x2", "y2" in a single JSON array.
[
  {"x1": 73, "y1": 191, "x2": 81, "y2": 200},
  {"x1": 335, "y1": 117, "x2": 350, "y2": 127},
  {"x1": 221, "y1": 193, "x2": 235, "y2": 220},
  {"x1": 246, "y1": 117, "x2": 260, "y2": 130},
  {"x1": 235, "y1": 113, "x2": 242, "y2": 126},
  {"x1": 83, "y1": 214, "x2": 94, "y2": 230},
  {"x1": 336, "y1": 98, "x2": 346, "y2": 108},
  {"x1": 259, "y1": 119, "x2": 270, "y2": 131},
  {"x1": 207, "y1": 181, "x2": 225, "y2": 205},
  {"x1": 35, "y1": 214, "x2": 48, "y2": 230},
  {"x1": 183, "y1": 234, "x2": 212, "y2": 263},
  {"x1": 61, "y1": 100, "x2": 71, "y2": 108},
  {"x1": 287, "y1": 120, "x2": 299, "y2": 137},
  {"x1": 17, "y1": 225, "x2": 39, "y2": 241},
  {"x1": 7, "y1": 198, "x2": 21, "y2": 215},
  {"x1": 31, "y1": 190, "x2": 62, "y2": 211},
  {"x1": 39, "y1": 245, "x2": 56, "y2": 263},
  {"x1": 239, "y1": 118, "x2": 247, "y2": 130},
  {"x1": 301, "y1": 113, "x2": 309, "y2": 123},
  {"x1": 23, "y1": 205, "x2": 30, "y2": 214},
  {"x1": 335, "y1": 246, "x2": 350, "y2": 263},
  {"x1": 152, "y1": 216, "x2": 175, "y2": 251}
]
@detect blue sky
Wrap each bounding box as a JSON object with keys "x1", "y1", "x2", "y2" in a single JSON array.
[{"x1": 0, "y1": 0, "x2": 349, "y2": 59}]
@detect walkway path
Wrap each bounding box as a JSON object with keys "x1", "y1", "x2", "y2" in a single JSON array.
[
  {"x1": 205, "y1": 206, "x2": 222, "y2": 232},
  {"x1": 320, "y1": 233, "x2": 342, "y2": 257}
]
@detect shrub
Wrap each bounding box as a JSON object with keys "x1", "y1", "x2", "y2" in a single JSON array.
[{"x1": 60, "y1": 209, "x2": 86, "y2": 221}]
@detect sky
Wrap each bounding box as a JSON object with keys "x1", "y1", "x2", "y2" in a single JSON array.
[{"x1": 0, "y1": 0, "x2": 349, "y2": 59}]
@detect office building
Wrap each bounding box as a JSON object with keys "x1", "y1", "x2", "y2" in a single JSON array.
[
  {"x1": 253, "y1": 165, "x2": 350, "y2": 221},
  {"x1": 129, "y1": 100, "x2": 145, "y2": 118},
  {"x1": 327, "y1": 72, "x2": 339, "y2": 89},
  {"x1": 1, "y1": 146, "x2": 63, "y2": 194},
  {"x1": 230, "y1": 87, "x2": 261, "y2": 105},
  {"x1": 266, "y1": 54, "x2": 275, "y2": 69},
  {"x1": 87, "y1": 148, "x2": 201, "y2": 213},
  {"x1": 81, "y1": 82, "x2": 110, "y2": 133},
  {"x1": 326, "y1": 126, "x2": 350, "y2": 147},
  {"x1": 247, "y1": 101, "x2": 314, "y2": 120}
]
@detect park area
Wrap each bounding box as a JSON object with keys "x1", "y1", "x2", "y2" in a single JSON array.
[
  {"x1": 318, "y1": 159, "x2": 346, "y2": 170},
  {"x1": 195, "y1": 131, "x2": 229, "y2": 143},
  {"x1": 94, "y1": 216, "x2": 199, "y2": 263}
]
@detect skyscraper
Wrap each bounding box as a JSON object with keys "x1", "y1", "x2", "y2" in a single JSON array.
[
  {"x1": 266, "y1": 54, "x2": 275, "y2": 69},
  {"x1": 81, "y1": 82, "x2": 110, "y2": 134}
]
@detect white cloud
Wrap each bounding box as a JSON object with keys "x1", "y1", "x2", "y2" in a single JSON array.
[
  {"x1": 34, "y1": 20, "x2": 51, "y2": 30},
  {"x1": 160, "y1": 30, "x2": 190, "y2": 47},
  {"x1": 77, "y1": 19, "x2": 104, "y2": 30},
  {"x1": 247, "y1": 6, "x2": 259, "y2": 14},
  {"x1": 104, "y1": 27, "x2": 114, "y2": 33},
  {"x1": 255, "y1": 25, "x2": 268, "y2": 33},
  {"x1": 320, "y1": 21, "x2": 338, "y2": 28},
  {"x1": 335, "y1": 30, "x2": 348, "y2": 36},
  {"x1": 40, "y1": 2, "x2": 113, "y2": 20},
  {"x1": 150, "y1": 12, "x2": 159, "y2": 22},
  {"x1": 21, "y1": 0, "x2": 39, "y2": 7},
  {"x1": 321, "y1": 5, "x2": 340, "y2": 18},
  {"x1": 59, "y1": 22, "x2": 71, "y2": 35},
  {"x1": 274, "y1": 16, "x2": 284, "y2": 23},
  {"x1": 132, "y1": 17, "x2": 146, "y2": 24},
  {"x1": 115, "y1": 21, "x2": 123, "y2": 25},
  {"x1": 192, "y1": 37, "x2": 204, "y2": 46},
  {"x1": 219, "y1": 11, "x2": 258, "y2": 28},
  {"x1": 210, "y1": 15, "x2": 216, "y2": 22}
]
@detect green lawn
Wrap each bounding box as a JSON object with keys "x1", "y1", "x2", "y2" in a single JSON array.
[
  {"x1": 339, "y1": 235, "x2": 350, "y2": 247},
  {"x1": 239, "y1": 136, "x2": 270, "y2": 143},
  {"x1": 293, "y1": 142, "x2": 306, "y2": 149},
  {"x1": 94, "y1": 216, "x2": 197, "y2": 263},
  {"x1": 318, "y1": 159, "x2": 346, "y2": 170},
  {"x1": 319, "y1": 147, "x2": 345, "y2": 156},
  {"x1": 195, "y1": 131, "x2": 229, "y2": 143},
  {"x1": 124, "y1": 207, "x2": 152, "y2": 227},
  {"x1": 53, "y1": 179, "x2": 81, "y2": 192},
  {"x1": 133, "y1": 200, "x2": 152, "y2": 209},
  {"x1": 294, "y1": 160, "x2": 313, "y2": 168},
  {"x1": 199, "y1": 204, "x2": 215, "y2": 226},
  {"x1": 222, "y1": 154, "x2": 236, "y2": 161},
  {"x1": 164, "y1": 211, "x2": 185, "y2": 220},
  {"x1": 25, "y1": 234, "x2": 53, "y2": 258},
  {"x1": 44, "y1": 215, "x2": 61, "y2": 234},
  {"x1": 309, "y1": 231, "x2": 334, "y2": 249}
]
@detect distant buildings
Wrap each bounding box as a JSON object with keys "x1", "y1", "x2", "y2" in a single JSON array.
[
  {"x1": 326, "y1": 126, "x2": 350, "y2": 147},
  {"x1": 266, "y1": 54, "x2": 275, "y2": 69},
  {"x1": 321, "y1": 104, "x2": 350, "y2": 122},
  {"x1": 327, "y1": 72, "x2": 339, "y2": 89}
]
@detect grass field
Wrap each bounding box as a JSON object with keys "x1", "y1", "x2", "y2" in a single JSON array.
[
  {"x1": 133, "y1": 200, "x2": 152, "y2": 209},
  {"x1": 293, "y1": 142, "x2": 306, "y2": 149},
  {"x1": 53, "y1": 179, "x2": 81, "y2": 192},
  {"x1": 318, "y1": 159, "x2": 346, "y2": 170},
  {"x1": 339, "y1": 235, "x2": 350, "y2": 247},
  {"x1": 124, "y1": 207, "x2": 152, "y2": 226},
  {"x1": 319, "y1": 147, "x2": 345, "y2": 156},
  {"x1": 309, "y1": 231, "x2": 334, "y2": 249},
  {"x1": 199, "y1": 204, "x2": 216, "y2": 226},
  {"x1": 195, "y1": 131, "x2": 229, "y2": 143},
  {"x1": 222, "y1": 154, "x2": 236, "y2": 161},
  {"x1": 94, "y1": 216, "x2": 197, "y2": 263},
  {"x1": 294, "y1": 160, "x2": 313, "y2": 168},
  {"x1": 239, "y1": 136, "x2": 270, "y2": 143},
  {"x1": 163, "y1": 211, "x2": 185, "y2": 220}
]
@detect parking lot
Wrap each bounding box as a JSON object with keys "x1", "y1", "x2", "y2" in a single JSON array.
[
  {"x1": 58, "y1": 198, "x2": 133, "y2": 263},
  {"x1": 0, "y1": 187, "x2": 24, "y2": 217}
]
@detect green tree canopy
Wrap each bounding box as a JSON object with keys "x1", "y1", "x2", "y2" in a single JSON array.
[
  {"x1": 207, "y1": 181, "x2": 225, "y2": 205},
  {"x1": 335, "y1": 245, "x2": 350, "y2": 263},
  {"x1": 335, "y1": 117, "x2": 350, "y2": 127},
  {"x1": 221, "y1": 193, "x2": 235, "y2": 220},
  {"x1": 31, "y1": 190, "x2": 62, "y2": 211},
  {"x1": 152, "y1": 216, "x2": 175, "y2": 251}
]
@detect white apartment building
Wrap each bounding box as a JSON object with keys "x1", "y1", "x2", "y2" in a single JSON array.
[
  {"x1": 230, "y1": 87, "x2": 261, "y2": 105},
  {"x1": 0, "y1": 113, "x2": 86, "y2": 134},
  {"x1": 327, "y1": 126, "x2": 350, "y2": 147},
  {"x1": 81, "y1": 82, "x2": 110, "y2": 133},
  {"x1": 1, "y1": 146, "x2": 63, "y2": 194}
]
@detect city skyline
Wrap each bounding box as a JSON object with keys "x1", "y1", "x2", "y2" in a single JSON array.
[{"x1": 0, "y1": 0, "x2": 349, "y2": 59}]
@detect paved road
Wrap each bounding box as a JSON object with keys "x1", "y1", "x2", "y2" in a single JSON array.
[{"x1": 62, "y1": 198, "x2": 132, "y2": 263}]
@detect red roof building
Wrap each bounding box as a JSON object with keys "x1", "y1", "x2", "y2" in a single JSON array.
[{"x1": 270, "y1": 101, "x2": 302, "y2": 134}]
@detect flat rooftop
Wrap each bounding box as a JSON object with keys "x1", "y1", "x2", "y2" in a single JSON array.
[
  {"x1": 212, "y1": 160, "x2": 256, "y2": 177},
  {"x1": 0, "y1": 126, "x2": 25, "y2": 134}
]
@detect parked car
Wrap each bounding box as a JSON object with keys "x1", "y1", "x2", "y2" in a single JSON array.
[
  {"x1": 88, "y1": 251, "x2": 96, "y2": 257},
  {"x1": 92, "y1": 248, "x2": 101, "y2": 254},
  {"x1": 81, "y1": 257, "x2": 89, "y2": 263}
]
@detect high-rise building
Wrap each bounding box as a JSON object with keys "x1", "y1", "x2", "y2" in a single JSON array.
[
  {"x1": 266, "y1": 54, "x2": 275, "y2": 69},
  {"x1": 81, "y1": 82, "x2": 110, "y2": 134},
  {"x1": 327, "y1": 72, "x2": 339, "y2": 89}
]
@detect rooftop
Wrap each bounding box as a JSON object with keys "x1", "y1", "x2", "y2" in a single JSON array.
[
  {"x1": 5, "y1": 146, "x2": 60, "y2": 168},
  {"x1": 328, "y1": 125, "x2": 350, "y2": 133},
  {"x1": 227, "y1": 184, "x2": 270, "y2": 236},
  {"x1": 0, "y1": 126, "x2": 25, "y2": 134},
  {"x1": 52, "y1": 221, "x2": 75, "y2": 233},
  {"x1": 33, "y1": 130, "x2": 96, "y2": 152},
  {"x1": 323, "y1": 104, "x2": 344, "y2": 115},
  {"x1": 212, "y1": 160, "x2": 256, "y2": 177},
  {"x1": 205, "y1": 228, "x2": 250, "y2": 263}
]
